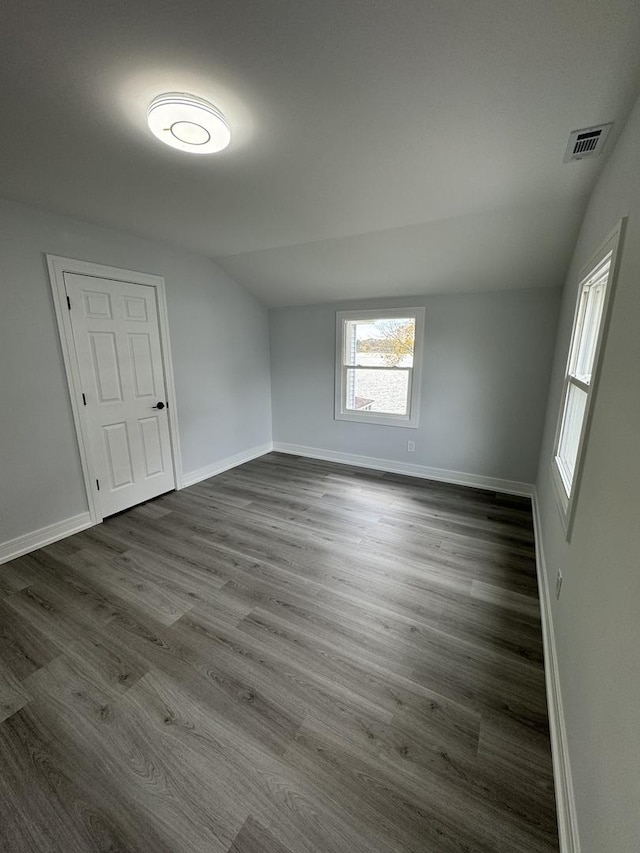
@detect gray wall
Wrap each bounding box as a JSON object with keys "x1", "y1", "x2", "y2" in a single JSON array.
[
  {"x1": 535, "y1": 94, "x2": 640, "y2": 852},
  {"x1": 0, "y1": 197, "x2": 272, "y2": 545},
  {"x1": 270, "y1": 289, "x2": 561, "y2": 484}
]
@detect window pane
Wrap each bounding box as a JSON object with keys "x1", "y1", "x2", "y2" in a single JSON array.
[
  {"x1": 570, "y1": 254, "x2": 611, "y2": 383},
  {"x1": 573, "y1": 281, "x2": 606, "y2": 382},
  {"x1": 344, "y1": 318, "x2": 415, "y2": 367},
  {"x1": 557, "y1": 382, "x2": 588, "y2": 493},
  {"x1": 345, "y1": 368, "x2": 410, "y2": 415}
]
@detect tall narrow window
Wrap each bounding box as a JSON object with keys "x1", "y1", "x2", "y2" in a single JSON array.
[
  {"x1": 552, "y1": 222, "x2": 624, "y2": 534},
  {"x1": 335, "y1": 307, "x2": 425, "y2": 428}
]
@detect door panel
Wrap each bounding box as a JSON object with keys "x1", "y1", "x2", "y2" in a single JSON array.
[
  {"x1": 90, "y1": 333, "x2": 123, "y2": 402},
  {"x1": 123, "y1": 296, "x2": 148, "y2": 321},
  {"x1": 139, "y1": 417, "x2": 164, "y2": 477},
  {"x1": 65, "y1": 273, "x2": 175, "y2": 516},
  {"x1": 103, "y1": 423, "x2": 135, "y2": 488},
  {"x1": 83, "y1": 290, "x2": 112, "y2": 319},
  {"x1": 128, "y1": 334, "x2": 156, "y2": 398}
]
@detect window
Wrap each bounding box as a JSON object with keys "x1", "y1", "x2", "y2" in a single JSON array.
[
  {"x1": 335, "y1": 307, "x2": 425, "y2": 428},
  {"x1": 552, "y1": 221, "x2": 624, "y2": 535}
]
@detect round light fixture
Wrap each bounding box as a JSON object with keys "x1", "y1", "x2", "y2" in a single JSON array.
[{"x1": 147, "y1": 92, "x2": 231, "y2": 154}]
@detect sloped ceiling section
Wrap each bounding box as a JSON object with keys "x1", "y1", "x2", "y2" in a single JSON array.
[
  {"x1": 218, "y1": 200, "x2": 586, "y2": 305},
  {"x1": 0, "y1": 0, "x2": 639, "y2": 305}
]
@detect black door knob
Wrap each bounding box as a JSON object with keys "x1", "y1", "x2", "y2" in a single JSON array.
[{"x1": 152, "y1": 401, "x2": 165, "y2": 410}]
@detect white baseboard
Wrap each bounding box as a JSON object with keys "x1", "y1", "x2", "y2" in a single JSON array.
[
  {"x1": 0, "y1": 512, "x2": 94, "y2": 566},
  {"x1": 181, "y1": 442, "x2": 274, "y2": 488},
  {"x1": 272, "y1": 442, "x2": 534, "y2": 497},
  {"x1": 531, "y1": 490, "x2": 580, "y2": 853}
]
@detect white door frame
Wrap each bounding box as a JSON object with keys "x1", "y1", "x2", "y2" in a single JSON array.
[{"x1": 47, "y1": 255, "x2": 183, "y2": 524}]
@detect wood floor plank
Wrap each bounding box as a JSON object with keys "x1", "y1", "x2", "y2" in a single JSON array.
[
  {"x1": 123, "y1": 668, "x2": 398, "y2": 853},
  {"x1": 0, "y1": 658, "x2": 31, "y2": 724},
  {"x1": 24, "y1": 660, "x2": 245, "y2": 852},
  {"x1": 0, "y1": 453, "x2": 558, "y2": 852},
  {"x1": 97, "y1": 603, "x2": 306, "y2": 758},
  {"x1": 227, "y1": 816, "x2": 296, "y2": 853},
  {"x1": 66, "y1": 547, "x2": 197, "y2": 625},
  {"x1": 0, "y1": 708, "x2": 103, "y2": 853},
  {"x1": 287, "y1": 710, "x2": 557, "y2": 853},
  {"x1": 174, "y1": 603, "x2": 395, "y2": 725},
  {"x1": 0, "y1": 597, "x2": 60, "y2": 682},
  {"x1": 0, "y1": 560, "x2": 36, "y2": 597}
]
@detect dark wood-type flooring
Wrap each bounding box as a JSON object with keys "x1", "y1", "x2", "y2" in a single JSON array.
[{"x1": 0, "y1": 453, "x2": 559, "y2": 852}]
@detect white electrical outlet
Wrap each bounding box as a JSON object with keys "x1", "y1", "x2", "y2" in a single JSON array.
[
  {"x1": 407, "y1": 441, "x2": 415, "y2": 453},
  {"x1": 556, "y1": 570, "x2": 563, "y2": 599}
]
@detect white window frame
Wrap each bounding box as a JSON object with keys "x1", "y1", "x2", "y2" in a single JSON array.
[
  {"x1": 334, "y1": 307, "x2": 426, "y2": 428},
  {"x1": 551, "y1": 219, "x2": 626, "y2": 539}
]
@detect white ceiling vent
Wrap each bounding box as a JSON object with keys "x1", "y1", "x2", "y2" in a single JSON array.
[{"x1": 563, "y1": 123, "x2": 612, "y2": 163}]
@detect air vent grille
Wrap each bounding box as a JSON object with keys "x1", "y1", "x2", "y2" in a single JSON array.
[{"x1": 564, "y1": 124, "x2": 612, "y2": 162}]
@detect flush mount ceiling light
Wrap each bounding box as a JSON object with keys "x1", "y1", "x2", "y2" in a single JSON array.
[{"x1": 147, "y1": 92, "x2": 231, "y2": 154}]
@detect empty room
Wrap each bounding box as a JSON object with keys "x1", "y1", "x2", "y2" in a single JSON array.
[{"x1": 0, "y1": 1, "x2": 639, "y2": 851}]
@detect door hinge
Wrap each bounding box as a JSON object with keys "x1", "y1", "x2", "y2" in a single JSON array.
[
  {"x1": 96, "y1": 479, "x2": 100, "y2": 491},
  {"x1": 82, "y1": 393, "x2": 87, "y2": 406},
  {"x1": 66, "y1": 295, "x2": 71, "y2": 310}
]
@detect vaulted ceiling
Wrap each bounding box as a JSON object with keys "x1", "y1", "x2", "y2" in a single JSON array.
[{"x1": 1, "y1": 0, "x2": 639, "y2": 305}]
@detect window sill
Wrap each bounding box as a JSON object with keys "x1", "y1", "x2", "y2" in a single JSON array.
[{"x1": 335, "y1": 411, "x2": 419, "y2": 429}]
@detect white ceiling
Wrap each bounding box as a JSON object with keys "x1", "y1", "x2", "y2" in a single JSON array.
[{"x1": 1, "y1": 0, "x2": 639, "y2": 305}]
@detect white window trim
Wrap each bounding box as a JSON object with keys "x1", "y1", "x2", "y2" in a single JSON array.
[
  {"x1": 334, "y1": 307, "x2": 426, "y2": 428},
  {"x1": 551, "y1": 219, "x2": 626, "y2": 540}
]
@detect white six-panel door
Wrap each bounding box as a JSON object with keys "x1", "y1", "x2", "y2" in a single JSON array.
[{"x1": 64, "y1": 272, "x2": 175, "y2": 517}]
